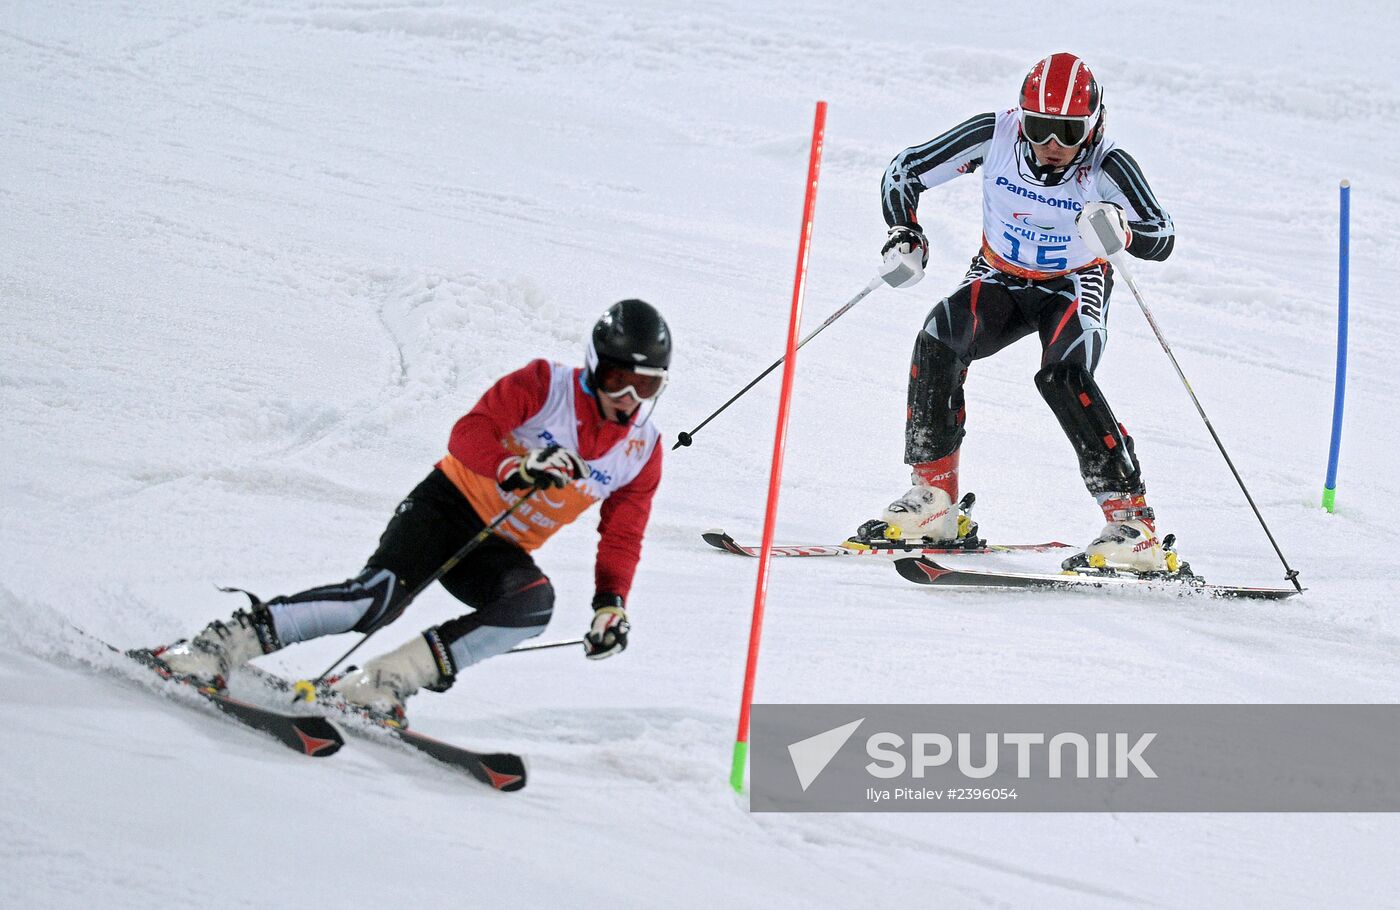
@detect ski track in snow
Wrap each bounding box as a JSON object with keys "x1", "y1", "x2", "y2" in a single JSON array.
[{"x1": 4, "y1": 1, "x2": 1399, "y2": 907}]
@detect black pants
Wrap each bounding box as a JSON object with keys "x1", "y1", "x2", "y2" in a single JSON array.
[
  {"x1": 366, "y1": 469, "x2": 550, "y2": 625},
  {"x1": 906, "y1": 255, "x2": 1144, "y2": 495},
  {"x1": 264, "y1": 469, "x2": 553, "y2": 668}
]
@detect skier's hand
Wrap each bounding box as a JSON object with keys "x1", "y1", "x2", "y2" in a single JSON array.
[
  {"x1": 584, "y1": 594, "x2": 629, "y2": 659},
  {"x1": 1076, "y1": 202, "x2": 1132, "y2": 258},
  {"x1": 881, "y1": 225, "x2": 929, "y2": 266},
  {"x1": 879, "y1": 225, "x2": 928, "y2": 288},
  {"x1": 498, "y1": 445, "x2": 589, "y2": 491}
]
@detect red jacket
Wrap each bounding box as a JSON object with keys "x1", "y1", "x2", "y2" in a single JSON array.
[{"x1": 437, "y1": 359, "x2": 662, "y2": 600}]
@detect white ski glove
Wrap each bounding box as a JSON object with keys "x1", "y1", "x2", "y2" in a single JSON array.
[
  {"x1": 879, "y1": 225, "x2": 928, "y2": 288},
  {"x1": 1076, "y1": 202, "x2": 1133, "y2": 258},
  {"x1": 584, "y1": 594, "x2": 629, "y2": 659},
  {"x1": 499, "y1": 445, "x2": 589, "y2": 491}
]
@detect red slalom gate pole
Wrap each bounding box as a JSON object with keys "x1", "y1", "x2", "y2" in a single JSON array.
[{"x1": 730, "y1": 100, "x2": 827, "y2": 793}]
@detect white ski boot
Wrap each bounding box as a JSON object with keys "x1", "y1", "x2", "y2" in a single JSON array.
[
  {"x1": 854, "y1": 454, "x2": 982, "y2": 547},
  {"x1": 1064, "y1": 493, "x2": 1182, "y2": 575},
  {"x1": 881, "y1": 484, "x2": 959, "y2": 541},
  {"x1": 331, "y1": 633, "x2": 453, "y2": 725},
  {"x1": 866, "y1": 453, "x2": 977, "y2": 544},
  {"x1": 853, "y1": 487, "x2": 981, "y2": 547},
  {"x1": 152, "y1": 606, "x2": 280, "y2": 688}
]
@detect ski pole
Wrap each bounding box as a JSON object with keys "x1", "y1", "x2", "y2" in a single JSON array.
[
  {"x1": 291, "y1": 489, "x2": 539, "y2": 702},
  {"x1": 506, "y1": 637, "x2": 584, "y2": 654},
  {"x1": 673, "y1": 276, "x2": 883, "y2": 450},
  {"x1": 1085, "y1": 209, "x2": 1303, "y2": 592}
]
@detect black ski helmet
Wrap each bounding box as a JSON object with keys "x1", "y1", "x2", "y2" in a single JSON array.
[{"x1": 586, "y1": 298, "x2": 672, "y2": 378}]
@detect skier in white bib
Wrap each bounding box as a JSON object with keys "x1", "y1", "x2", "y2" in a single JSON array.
[
  {"x1": 867, "y1": 52, "x2": 1179, "y2": 574},
  {"x1": 145, "y1": 300, "x2": 670, "y2": 723}
]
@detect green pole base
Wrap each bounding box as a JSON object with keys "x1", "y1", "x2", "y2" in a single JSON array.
[
  {"x1": 1322, "y1": 486, "x2": 1337, "y2": 513},
  {"x1": 729, "y1": 740, "x2": 748, "y2": 793}
]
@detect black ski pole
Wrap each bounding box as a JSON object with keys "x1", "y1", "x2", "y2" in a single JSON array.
[
  {"x1": 291, "y1": 489, "x2": 540, "y2": 702},
  {"x1": 673, "y1": 277, "x2": 883, "y2": 450},
  {"x1": 506, "y1": 637, "x2": 584, "y2": 654},
  {"x1": 1085, "y1": 210, "x2": 1303, "y2": 592}
]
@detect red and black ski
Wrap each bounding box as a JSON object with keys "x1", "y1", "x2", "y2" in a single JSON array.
[
  {"x1": 90, "y1": 635, "x2": 344, "y2": 757},
  {"x1": 241, "y1": 666, "x2": 526, "y2": 792}
]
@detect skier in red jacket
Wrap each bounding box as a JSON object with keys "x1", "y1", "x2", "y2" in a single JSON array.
[{"x1": 149, "y1": 299, "x2": 670, "y2": 722}]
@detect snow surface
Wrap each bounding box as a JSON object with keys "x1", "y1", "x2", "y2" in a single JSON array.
[{"x1": 4, "y1": 0, "x2": 1400, "y2": 906}]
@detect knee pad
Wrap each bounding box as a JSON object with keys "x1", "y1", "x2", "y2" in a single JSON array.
[
  {"x1": 435, "y1": 571, "x2": 554, "y2": 670},
  {"x1": 906, "y1": 330, "x2": 967, "y2": 464},
  {"x1": 1035, "y1": 363, "x2": 1143, "y2": 495},
  {"x1": 486, "y1": 569, "x2": 554, "y2": 627},
  {"x1": 440, "y1": 570, "x2": 554, "y2": 634}
]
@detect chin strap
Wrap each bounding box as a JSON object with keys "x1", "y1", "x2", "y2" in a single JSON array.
[
  {"x1": 1022, "y1": 144, "x2": 1086, "y2": 186},
  {"x1": 1019, "y1": 127, "x2": 1101, "y2": 186}
]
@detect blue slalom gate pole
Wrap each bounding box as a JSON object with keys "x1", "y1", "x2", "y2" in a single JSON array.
[{"x1": 1323, "y1": 180, "x2": 1350, "y2": 513}]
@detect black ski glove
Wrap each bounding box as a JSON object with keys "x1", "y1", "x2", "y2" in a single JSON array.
[
  {"x1": 881, "y1": 225, "x2": 929, "y2": 267},
  {"x1": 498, "y1": 445, "x2": 589, "y2": 491},
  {"x1": 584, "y1": 594, "x2": 629, "y2": 659}
]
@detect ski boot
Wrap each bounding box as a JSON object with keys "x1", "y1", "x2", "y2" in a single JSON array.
[
  {"x1": 330, "y1": 631, "x2": 456, "y2": 728},
  {"x1": 1060, "y1": 493, "x2": 1189, "y2": 579},
  {"x1": 142, "y1": 598, "x2": 282, "y2": 690},
  {"x1": 851, "y1": 491, "x2": 983, "y2": 550}
]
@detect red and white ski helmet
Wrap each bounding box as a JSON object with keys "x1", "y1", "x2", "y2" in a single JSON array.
[{"x1": 1018, "y1": 53, "x2": 1103, "y2": 147}]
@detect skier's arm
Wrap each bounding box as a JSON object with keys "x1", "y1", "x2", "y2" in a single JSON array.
[
  {"x1": 446, "y1": 359, "x2": 553, "y2": 477},
  {"x1": 593, "y1": 443, "x2": 662, "y2": 602},
  {"x1": 1097, "y1": 149, "x2": 1175, "y2": 261},
  {"x1": 882, "y1": 112, "x2": 996, "y2": 227}
]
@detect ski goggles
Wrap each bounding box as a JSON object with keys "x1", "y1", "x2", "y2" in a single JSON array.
[
  {"x1": 594, "y1": 361, "x2": 667, "y2": 401},
  {"x1": 1019, "y1": 109, "x2": 1095, "y2": 147}
]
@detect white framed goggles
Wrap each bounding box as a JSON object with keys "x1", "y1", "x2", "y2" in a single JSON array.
[
  {"x1": 595, "y1": 360, "x2": 668, "y2": 401},
  {"x1": 1019, "y1": 108, "x2": 1096, "y2": 147}
]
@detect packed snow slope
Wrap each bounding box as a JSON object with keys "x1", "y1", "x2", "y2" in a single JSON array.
[{"x1": 4, "y1": 1, "x2": 1400, "y2": 907}]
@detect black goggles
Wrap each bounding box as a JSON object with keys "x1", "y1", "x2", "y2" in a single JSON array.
[
  {"x1": 594, "y1": 361, "x2": 667, "y2": 400},
  {"x1": 1019, "y1": 110, "x2": 1093, "y2": 147}
]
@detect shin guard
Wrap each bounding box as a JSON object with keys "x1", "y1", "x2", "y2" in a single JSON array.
[
  {"x1": 906, "y1": 330, "x2": 967, "y2": 464},
  {"x1": 1035, "y1": 362, "x2": 1143, "y2": 496}
]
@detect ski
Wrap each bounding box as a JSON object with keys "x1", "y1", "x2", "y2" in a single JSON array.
[
  {"x1": 892, "y1": 556, "x2": 1301, "y2": 600},
  {"x1": 240, "y1": 666, "x2": 526, "y2": 791},
  {"x1": 702, "y1": 528, "x2": 1071, "y2": 558},
  {"x1": 78, "y1": 630, "x2": 344, "y2": 757}
]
